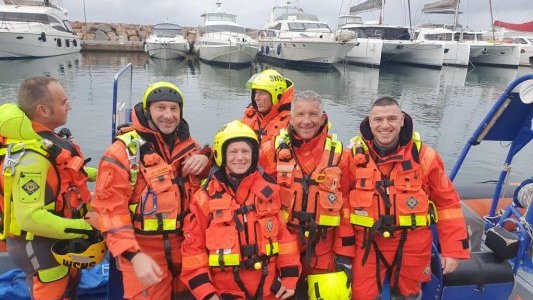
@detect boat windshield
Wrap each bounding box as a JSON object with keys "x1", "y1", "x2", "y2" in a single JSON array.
[
  {"x1": 287, "y1": 22, "x2": 331, "y2": 32},
  {"x1": 273, "y1": 6, "x2": 304, "y2": 20},
  {"x1": 347, "y1": 27, "x2": 411, "y2": 40},
  {"x1": 200, "y1": 24, "x2": 246, "y2": 34},
  {"x1": 153, "y1": 27, "x2": 182, "y2": 37},
  {"x1": 205, "y1": 13, "x2": 237, "y2": 23},
  {"x1": 424, "y1": 33, "x2": 453, "y2": 41},
  {"x1": 0, "y1": 11, "x2": 68, "y2": 31}
]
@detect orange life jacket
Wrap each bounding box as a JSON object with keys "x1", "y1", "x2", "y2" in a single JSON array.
[
  {"x1": 274, "y1": 130, "x2": 344, "y2": 229},
  {"x1": 116, "y1": 129, "x2": 200, "y2": 235},
  {"x1": 201, "y1": 170, "x2": 282, "y2": 269},
  {"x1": 348, "y1": 136, "x2": 437, "y2": 232}
]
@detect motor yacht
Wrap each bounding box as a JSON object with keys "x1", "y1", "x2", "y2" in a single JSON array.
[
  {"x1": 0, "y1": 0, "x2": 80, "y2": 59},
  {"x1": 257, "y1": 4, "x2": 356, "y2": 67},
  {"x1": 144, "y1": 23, "x2": 188, "y2": 59},
  {"x1": 194, "y1": 1, "x2": 258, "y2": 66}
]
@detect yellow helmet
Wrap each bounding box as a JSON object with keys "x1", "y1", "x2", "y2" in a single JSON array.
[
  {"x1": 52, "y1": 237, "x2": 107, "y2": 270},
  {"x1": 213, "y1": 120, "x2": 258, "y2": 167},
  {"x1": 246, "y1": 69, "x2": 288, "y2": 105},
  {"x1": 142, "y1": 81, "x2": 184, "y2": 110},
  {"x1": 307, "y1": 271, "x2": 352, "y2": 300}
]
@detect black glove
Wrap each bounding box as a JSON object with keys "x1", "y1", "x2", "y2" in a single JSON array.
[
  {"x1": 64, "y1": 227, "x2": 101, "y2": 243},
  {"x1": 335, "y1": 254, "x2": 353, "y2": 288}
]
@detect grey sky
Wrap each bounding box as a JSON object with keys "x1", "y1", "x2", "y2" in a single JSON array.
[{"x1": 63, "y1": 0, "x2": 532, "y2": 31}]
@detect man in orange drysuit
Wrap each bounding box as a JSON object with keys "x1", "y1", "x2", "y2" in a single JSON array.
[
  {"x1": 347, "y1": 97, "x2": 470, "y2": 299},
  {"x1": 181, "y1": 120, "x2": 301, "y2": 300},
  {"x1": 242, "y1": 69, "x2": 294, "y2": 147},
  {"x1": 92, "y1": 82, "x2": 212, "y2": 299},
  {"x1": 259, "y1": 91, "x2": 354, "y2": 299}
]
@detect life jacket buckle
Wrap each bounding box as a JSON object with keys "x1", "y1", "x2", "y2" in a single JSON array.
[
  {"x1": 3, "y1": 143, "x2": 25, "y2": 175},
  {"x1": 315, "y1": 173, "x2": 326, "y2": 183}
]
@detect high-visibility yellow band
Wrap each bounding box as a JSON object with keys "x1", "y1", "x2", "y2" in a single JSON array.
[
  {"x1": 141, "y1": 219, "x2": 179, "y2": 231},
  {"x1": 398, "y1": 215, "x2": 428, "y2": 227},
  {"x1": 265, "y1": 242, "x2": 279, "y2": 256},
  {"x1": 37, "y1": 265, "x2": 69, "y2": 283},
  {"x1": 208, "y1": 253, "x2": 240, "y2": 267},
  {"x1": 350, "y1": 214, "x2": 374, "y2": 227},
  {"x1": 318, "y1": 215, "x2": 340, "y2": 227},
  {"x1": 281, "y1": 210, "x2": 289, "y2": 223}
]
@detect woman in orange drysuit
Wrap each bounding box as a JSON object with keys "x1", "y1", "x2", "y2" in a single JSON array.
[{"x1": 181, "y1": 120, "x2": 301, "y2": 300}]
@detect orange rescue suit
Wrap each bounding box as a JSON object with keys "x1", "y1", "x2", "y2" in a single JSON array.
[
  {"x1": 92, "y1": 103, "x2": 209, "y2": 299},
  {"x1": 260, "y1": 124, "x2": 355, "y2": 273},
  {"x1": 348, "y1": 133, "x2": 470, "y2": 299},
  {"x1": 241, "y1": 81, "x2": 294, "y2": 146},
  {"x1": 181, "y1": 169, "x2": 301, "y2": 300}
]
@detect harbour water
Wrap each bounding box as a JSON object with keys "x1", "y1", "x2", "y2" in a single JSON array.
[{"x1": 0, "y1": 52, "x2": 531, "y2": 188}]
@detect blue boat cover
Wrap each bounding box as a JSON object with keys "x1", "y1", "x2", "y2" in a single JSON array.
[{"x1": 0, "y1": 260, "x2": 108, "y2": 300}]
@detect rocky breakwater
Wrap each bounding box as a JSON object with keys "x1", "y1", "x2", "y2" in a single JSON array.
[{"x1": 71, "y1": 21, "x2": 152, "y2": 52}]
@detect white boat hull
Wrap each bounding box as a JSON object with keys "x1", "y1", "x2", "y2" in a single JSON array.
[
  {"x1": 258, "y1": 39, "x2": 355, "y2": 65},
  {"x1": 381, "y1": 41, "x2": 444, "y2": 68},
  {"x1": 518, "y1": 44, "x2": 533, "y2": 66},
  {"x1": 441, "y1": 42, "x2": 471, "y2": 66},
  {"x1": 469, "y1": 44, "x2": 520, "y2": 67},
  {"x1": 197, "y1": 43, "x2": 258, "y2": 64},
  {"x1": 145, "y1": 41, "x2": 188, "y2": 59},
  {"x1": 0, "y1": 31, "x2": 80, "y2": 59},
  {"x1": 344, "y1": 38, "x2": 383, "y2": 66}
]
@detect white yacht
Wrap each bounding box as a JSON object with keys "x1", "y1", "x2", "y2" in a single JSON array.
[
  {"x1": 194, "y1": 1, "x2": 258, "y2": 66},
  {"x1": 503, "y1": 35, "x2": 533, "y2": 66},
  {"x1": 0, "y1": 0, "x2": 80, "y2": 59},
  {"x1": 337, "y1": 15, "x2": 382, "y2": 67},
  {"x1": 257, "y1": 4, "x2": 356, "y2": 67},
  {"x1": 421, "y1": 0, "x2": 521, "y2": 68},
  {"x1": 341, "y1": 1, "x2": 444, "y2": 68},
  {"x1": 144, "y1": 23, "x2": 188, "y2": 59},
  {"x1": 416, "y1": 25, "x2": 470, "y2": 67}
]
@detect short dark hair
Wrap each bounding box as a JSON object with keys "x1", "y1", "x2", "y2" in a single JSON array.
[
  {"x1": 371, "y1": 96, "x2": 400, "y2": 109},
  {"x1": 18, "y1": 76, "x2": 58, "y2": 119}
]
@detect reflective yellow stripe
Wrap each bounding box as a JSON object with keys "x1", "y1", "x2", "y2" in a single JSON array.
[
  {"x1": 37, "y1": 265, "x2": 69, "y2": 283},
  {"x1": 208, "y1": 253, "x2": 240, "y2": 266},
  {"x1": 128, "y1": 204, "x2": 138, "y2": 214},
  {"x1": 281, "y1": 209, "x2": 289, "y2": 223},
  {"x1": 318, "y1": 215, "x2": 340, "y2": 227},
  {"x1": 398, "y1": 215, "x2": 428, "y2": 227},
  {"x1": 349, "y1": 214, "x2": 374, "y2": 227},
  {"x1": 265, "y1": 242, "x2": 279, "y2": 256},
  {"x1": 142, "y1": 219, "x2": 179, "y2": 231},
  {"x1": 0, "y1": 171, "x2": 13, "y2": 240}
]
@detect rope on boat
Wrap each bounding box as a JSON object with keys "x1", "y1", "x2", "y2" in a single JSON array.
[{"x1": 517, "y1": 183, "x2": 533, "y2": 209}]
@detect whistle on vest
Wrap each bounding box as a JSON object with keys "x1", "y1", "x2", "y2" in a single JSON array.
[{"x1": 377, "y1": 215, "x2": 395, "y2": 239}]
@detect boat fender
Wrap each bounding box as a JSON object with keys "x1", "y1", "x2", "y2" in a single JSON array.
[
  {"x1": 277, "y1": 44, "x2": 281, "y2": 56},
  {"x1": 39, "y1": 32, "x2": 47, "y2": 42},
  {"x1": 73, "y1": 39, "x2": 77, "y2": 47},
  {"x1": 265, "y1": 45, "x2": 270, "y2": 55},
  {"x1": 57, "y1": 38, "x2": 62, "y2": 47}
]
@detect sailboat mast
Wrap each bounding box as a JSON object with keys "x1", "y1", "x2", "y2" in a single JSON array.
[
  {"x1": 407, "y1": 0, "x2": 413, "y2": 40},
  {"x1": 453, "y1": 0, "x2": 460, "y2": 31},
  {"x1": 380, "y1": 0, "x2": 385, "y2": 25},
  {"x1": 488, "y1": 0, "x2": 496, "y2": 41}
]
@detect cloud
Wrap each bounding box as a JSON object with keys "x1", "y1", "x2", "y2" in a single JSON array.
[{"x1": 64, "y1": 0, "x2": 532, "y2": 31}]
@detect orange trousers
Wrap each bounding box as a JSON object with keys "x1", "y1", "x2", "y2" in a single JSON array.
[{"x1": 352, "y1": 227, "x2": 432, "y2": 300}]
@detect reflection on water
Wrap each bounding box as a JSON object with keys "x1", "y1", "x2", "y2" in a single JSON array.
[{"x1": 0, "y1": 53, "x2": 531, "y2": 186}]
